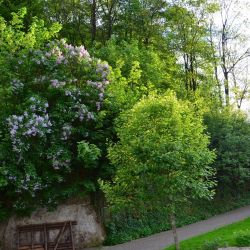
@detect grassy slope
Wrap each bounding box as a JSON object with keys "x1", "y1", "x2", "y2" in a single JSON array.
[{"x1": 164, "y1": 217, "x2": 250, "y2": 250}]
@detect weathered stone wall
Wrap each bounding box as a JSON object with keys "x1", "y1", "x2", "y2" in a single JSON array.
[{"x1": 0, "y1": 199, "x2": 105, "y2": 250}]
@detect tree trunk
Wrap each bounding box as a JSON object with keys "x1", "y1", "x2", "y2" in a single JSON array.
[
  {"x1": 224, "y1": 75, "x2": 230, "y2": 106},
  {"x1": 183, "y1": 54, "x2": 189, "y2": 91},
  {"x1": 221, "y1": 22, "x2": 230, "y2": 106},
  {"x1": 170, "y1": 211, "x2": 180, "y2": 250},
  {"x1": 190, "y1": 54, "x2": 197, "y2": 91},
  {"x1": 107, "y1": 12, "x2": 112, "y2": 39},
  {"x1": 91, "y1": 0, "x2": 97, "y2": 44}
]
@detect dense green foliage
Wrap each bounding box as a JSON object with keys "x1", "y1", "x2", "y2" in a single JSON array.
[
  {"x1": 102, "y1": 92, "x2": 215, "y2": 249},
  {"x1": 235, "y1": 230, "x2": 250, "y2": 247},
  {"x1": 205, "y1": 109, "x2": 250, "y2": 196},
  {"x1": 0, "y1": 0, "x2": 250, "y2": 247},
  {"x1": 105, "y1": 194, "x2": 250, "y2": 245},
  {"x1": 102, "y1": 92, "x2": 215, "y2": 211}
]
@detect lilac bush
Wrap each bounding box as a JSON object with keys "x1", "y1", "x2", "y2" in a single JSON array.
[{"x1": 0, "y1": 39, "x2": 110, "y2": 214}]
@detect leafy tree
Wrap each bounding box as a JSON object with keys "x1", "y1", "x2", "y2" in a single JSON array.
[
  {"x1": 165, "y1": 1, "x2": 217, "y2": 95},
  {"x1": 0, "y1": 0, "x2": 44, "y2": 28},
  {"x1": 42, "y1": 0, "x2": 93, "y2": 46},
  {"x1": 94, "y1": 39, "x2": 183, "y2": 112},
  {"x1": 101, "y1": 92, "x2": 216, "y2": 250},
  {"x1": 209, "y1": 0, "x2": 250, "y2": 107},
  {"x1": 205, "y1": 108, "x2": 250, "y2": 196}
]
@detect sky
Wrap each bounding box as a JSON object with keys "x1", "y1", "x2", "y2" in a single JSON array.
[{"x1": 212, "y1": 0, "x2": 250, "y2": 113}]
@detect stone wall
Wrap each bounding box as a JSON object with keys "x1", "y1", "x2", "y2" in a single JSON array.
[{"x1": 0, "y1": 199, "x2": 105, "y2": 250}]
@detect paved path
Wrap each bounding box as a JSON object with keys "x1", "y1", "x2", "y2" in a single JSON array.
[{"x1": 86, "y1": 205, "x2": 250, "y2": 250}]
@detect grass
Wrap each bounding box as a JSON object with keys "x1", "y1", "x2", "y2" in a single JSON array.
[{"x1": 164, "y1": 217, "x2": 250, "y2": 250}]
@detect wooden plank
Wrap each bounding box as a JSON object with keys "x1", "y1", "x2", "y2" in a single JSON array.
[
  {"x1": 31, "y1": 229, "x2": 33, "y2": 250},
  {"x1": 44, "y1": 224, "x2": 47, "y2": 250},
  {"x1": 53, "y1": 222, "x2": 67, "y2": 250},
  {"x1": 69, "y1": 221, "x2": 75, "y2": 250},
  {"x1": 17, "y1": 230, "x2": 20, "y2": 249},
  {"x1": 19, "y1": 245, "x2": 45, "y2": 250},
  {"x1": 18, "y1": 222, "x2": 76, "y2": 230},
  {"x1": 18, "y1": 246, "x2": 31, "y2": 250}
]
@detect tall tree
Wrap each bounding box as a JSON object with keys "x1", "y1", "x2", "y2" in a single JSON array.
[
  {"x1": 101, "y1": 92, "x2": 216, "y2": 250},
  {"x1": 165, "y1": 1, "x2": 217, "y2": 94},
  {"x1": 210, "y1": 0, "x2": 250, "y2": 107}
]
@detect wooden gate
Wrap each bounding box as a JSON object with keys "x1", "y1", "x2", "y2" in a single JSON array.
[{"x1": 17, "y1": 221, "x2": 76, "y2": 250}]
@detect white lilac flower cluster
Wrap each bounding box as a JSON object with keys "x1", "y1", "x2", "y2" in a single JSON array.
[
  {"x1": 7, "y1": 97, "x2": 52, "y2": 154},
  {"x1": 19, "y1": 174, "x2": 43, "y2": 191}
]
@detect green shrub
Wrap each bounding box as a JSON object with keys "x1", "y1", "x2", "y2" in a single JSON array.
[
  {"x1": 105, "y1": 193, "x2": 250, "y2": 245},
  {"x1": 201, "y1": 238, "x2": 223, "y2": 250},
  {"x1": 204, "y1": 109, "x2": 250, "y2": 196},
  {"x1": 235, "y1": 230, "x2": 250, "y2": 246}
]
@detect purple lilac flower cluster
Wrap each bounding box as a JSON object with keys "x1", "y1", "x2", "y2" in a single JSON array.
[
  {"x1": 61, "y1": 124, "x2": 72, "y2": 140},
  {"x1": 64, "y1": 43, "x2": 90, "y2": 60},
  {"x1": 87, "y1": 80, "x2": 110, "y2": 110},
  {"x1": 7, "y1": 39, "x2": 111, "y2": 187},
  {"x1": 31, "y1": 49, "x2": 46, "y2": 65},
  {"x1": 7, "y1": 97, "x2": 52, "y2": 154},
  {"x1": 48, "y1": 148, "x2": 71, "y2": 170},
  {"x1": 50, "y1": 46, "x2": 68, "y2": 65},
  {"x1": 39, "y1": 39, "x2": 90, "y2": 67},
  {"x1": 65, "y1": 89, "x2": 96, "y2": 121},
  {"x1": 29, "y1": 96, "x2": 49, "y2": 113},
  {"x1": 96, "y1": 61, "x2": 110, "y2": 79},
  {"x1": 28, "y1": 40, "x2": 109, "y2": 99},
  {"x1": 50, "y1": 79, "x2": 66, "y2": 88},
  {"x1": 16, "y1": 174, "x2": 44, "y2": 197},
  {"x1": 11, "y1": 79, "x2": 24, "y2": 91},
  {"x1": 75, "y1": 103, "x2": 95, "y2": 122}
]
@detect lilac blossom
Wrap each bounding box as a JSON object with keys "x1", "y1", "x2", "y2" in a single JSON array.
[
  {"x1": 96, "y1": 62, "x2": 110, "y2": 79},
  {"x1": 11, "y1": 79, "x2": 24, "y2": 91},
  {"x1": 50, "y1": 79, "x2": 66, "y2": 88},
  {"x1": 47, "y1": 148, "x2": 71, "y2": 170},
  {"x1": 7, "y1": 99, "x2": 52, "y2": 154},
  {"x1": 61, "y1": 124, "x2": 72, "y2": 140}
]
